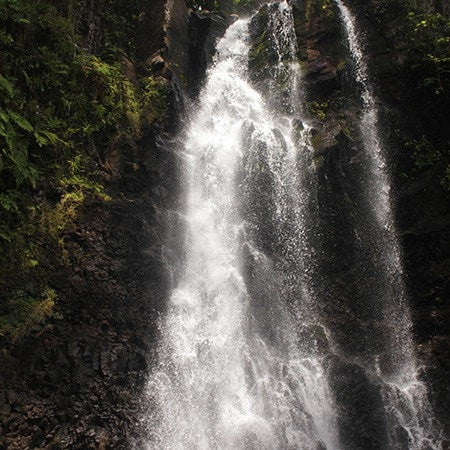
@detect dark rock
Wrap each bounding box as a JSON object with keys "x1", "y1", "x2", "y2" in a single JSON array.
[
  {"x1": 329, "y1": 358, "x2": 390, "y2": 449},
  {"x1": 188, "y1": 10, "x2": 228, "y2": 95},
  {"x1": 311, "y1": 120, "x2": 345, "y2": 155}
]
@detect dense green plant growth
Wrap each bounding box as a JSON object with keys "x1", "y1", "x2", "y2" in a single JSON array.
[
  {"x1": 0, "y1": 0, "x2": 167, "y2": 339},
  {"x1": 305, "y1": 0, "x2": 334, "y2": 21}
]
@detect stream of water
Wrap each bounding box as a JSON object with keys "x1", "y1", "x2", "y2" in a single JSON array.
[
  {"x1": 143, "y1": 1, "x2": 441, "y2": 448},
  {"x1": 335, "y1": 2, "x2": 441, "y2": 448}
]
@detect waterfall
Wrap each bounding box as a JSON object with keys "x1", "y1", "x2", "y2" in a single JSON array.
[
  {"x1": 334, "y1": 1, "x2": 442, "y2": 448},
  {"x1": 141, "y1": 1, "x2": 442, "y2": 448},
  {"x1": 144, "y1": 4, "x2": 339, "y2": 449}
]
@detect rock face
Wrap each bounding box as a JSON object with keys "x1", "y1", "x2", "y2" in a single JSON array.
[
  {"x1": 298, "y1": 0, "x2": 449, "y2": 443},
  {"x1": 188, "y1": 11, "x2": 230, "y2": 95},
  {"x1": 0, "y1": 0, "x2": 228, "y2": 448},
  {"x1": 339, "y1": 2, "x2": 449, "y2": 438}
]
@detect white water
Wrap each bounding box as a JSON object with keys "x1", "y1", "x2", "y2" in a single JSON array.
[
  {"x1": 140, "y1": 1, "x2": 443, "y2": 448},
  {"x1": 335, "y1": 1, "x2": 442, "y2": 448},
  {"x1": 145, "y1": 6, "x2": 340, "y2": 449}
]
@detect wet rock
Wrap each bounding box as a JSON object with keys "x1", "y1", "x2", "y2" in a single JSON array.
[
  {"x1": 146, "y1": 53, "x2": 166, "y2": 74},
  {"x1": 129, "y1": 351, "x2": 147, "y2": 372},
  {"x1": 188, "y1": 10, "x2": 228, "y2": 94},
  {"x1": 297, "y1": 324, "x2": 330, "y2": 355},
  {"x1": 305, "y1": 56, "x2": 339, "y2": 94},
  {"x1": 329, "y1": 358, "x2": 389, "y2": 449},
  {"x1": 293, "y1": 118, "x2": 304, "y2": 131},
  {"x1": 310, "y1": 120, "x2": 352, "y2": 155}
]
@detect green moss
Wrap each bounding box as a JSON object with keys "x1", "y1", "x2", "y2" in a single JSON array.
[
  {"x1": 308, "y1": 100, "x2": 331, "y2": 120},
  {"x1": 306, "y1": 0, "x2": 334, "y2": 21},
  {"x1": 249, "y1": 19, "x2": 269, "y2": 76},
  {"x1": 320, "y1": 0, "x2": 334, "y2": 19},
  {"x1": 0, "y1": 288, "x2": 58, "y2": 341},
  {"x1": 311, "y1": 133, "x2": 322, "y2": 152},
  {"x1": 337, "y1": 58, "x2": 347, "y2": 71},
  {"x1": 141, "y1": 77, "x2": 169, "y2": 124}
]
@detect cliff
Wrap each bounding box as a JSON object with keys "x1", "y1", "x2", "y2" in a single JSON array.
[
  {"x1": 248, "y1": 0, "x2": 448, "y2": 445},
  {"x1": 0, "y1": 0, "x2": 448, "y2": 447}
]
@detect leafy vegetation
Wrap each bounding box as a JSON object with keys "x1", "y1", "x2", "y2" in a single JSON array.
[
  {"x1": 393, "y1": 1, "x2": 449, "y2": 189},
  {"x1": 308, "y1": 100, "x2": 331, "y2": 121},
  {"x1": 406, "y1": 11, "x2": 450, "y2": 96},
  {"x1": 405, "y1": 136, "x2": 443, "y2": 170},
  {"x1": 373, "y1": 0, "x2": 449, "y2": 97},
  {"x1": 360, "y1": 0, "x2": 449, "y2": 189},
  {"x1": 0, "y1": 0, "x2": 167, "y2": 340}
]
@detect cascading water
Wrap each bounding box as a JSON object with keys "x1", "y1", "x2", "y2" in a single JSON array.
[
  {"x1": 141, "y1": 1, "x2": 442, "y2": 448},
  {"x1": 334, "y1": 1, "x2": 442, "y2": 448},
  {"x1": 144, "y1": 3, "x2": 339, "y2": 449}
]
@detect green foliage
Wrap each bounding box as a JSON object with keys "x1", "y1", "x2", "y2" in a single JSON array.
[
  {"x1": 0, "y1": 289, "x2": 58, "y2": 341},
  {"x1": 0, "y1": 0, "x2": 161, "y2": 192},
  {"x1": 305, "y1": 0, "x2": 334, "y2": 21},
  {"x1": 374, "y1": 0, "x2": 449, "y2": 96},
  {"x1": 99, "y1": 0, "x2": 142, "y2": 60},
  {"x1": 371, "y1": 0, "x2": 449, "y2": 192},
  {"x1": 406, "y1": 11, "x2": 450, "y2": 96},
  {"x1": 0, "y1": 0, "x2": 169, "y2": 340},
  {"x1": 308, "y1": 100, "x2": 331, "y2": 120},
  {"x1": 405, "y1": 135, "x2": 441, "y2": 170},
  {"x1": 142, "y1": 77, "x2": 169, "y2": 124}
]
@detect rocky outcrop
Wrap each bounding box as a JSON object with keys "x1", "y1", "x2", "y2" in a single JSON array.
[{"x1": 188, "y1": 11, "x2": 230, "y2": 95}]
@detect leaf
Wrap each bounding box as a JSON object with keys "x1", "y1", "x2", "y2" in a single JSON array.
[
  {"x1": 0, "y1": 227, "x2": 12, "y2": 242},
  {"x1": 34, "y1": 130, "x2": 64, "y2": 147},
  {"x1": 4, "y1": 135, "x2": 37, "y2": 186},
  {"x1": 15, "y1": 18, "x2": 31, "y2": 25},
  {"x1": 0, "y1": 109, "x2": 9, "y2": 123},
  {"x1": 6, "y1": 109, "x2": 34, "y2": 132},
  {"x1": 0, "y1": 193, "x2": 18, "y2": 212},
  {"x1": 34, "y1": 132, "x2": 48, "y2": 147},
  {"x1": 0, "y1": 75, "x2": 14, "y2": 97},
  {"x1": 40, "y1": 130, "x2": 60, "y2": 145}
]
